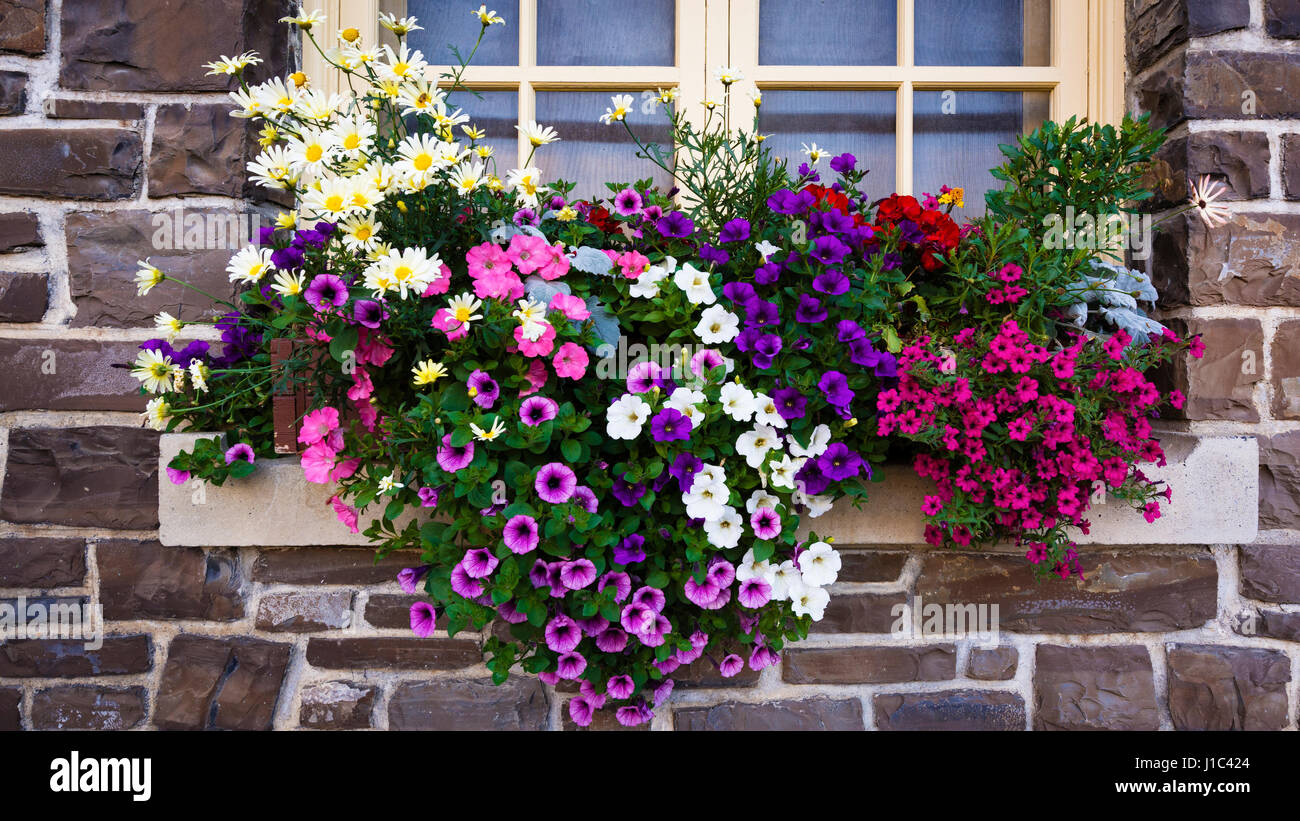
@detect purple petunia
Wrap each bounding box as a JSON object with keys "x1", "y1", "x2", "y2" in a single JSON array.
[
  {"x1": 519, "y1": 395, "x2": 559, "y2": 426},
  {"x1": 669, "y1": 452, "x2": 703, "y2": 494},
  {"x1": 818, "y1": 441, "x2": 863, "y2": 481},
  {"x1": 467, "y1": 369, "x2": 499, "y2": 410},
  {"x1": 560, "y1": 559, "x2": 597, "y2": 590},
  {"x1": 766, "y1": 188, "x2": 815, "y2": 215},
  {"x1": 830, "y1": 152, "x2": 857, "y2": 173},
  {"x1": 398, "y1": 565, "x2": 430, "y2": 594},
  {"x1": 744, "y1": 298, "x2": 779, "y2": 328},
  {"x1": 545, "y1": 614, "x2": 582, "y2": 653},
  {"x1": 436, "y1": 434, "x2": 475, "y2": 472},
  {"x1": 650, "y1": 408, "x2": 692, "y2": 442},
  {"x1": 754, "y1": 261, "x2": 782, "y2": 285},
  {"x1": 614, "y1": 533, "x2": 646, "y2": 565},
  {"x1": 352, "y1": 299, "x2": 386, "y2": 328},
  {"x1": 751, "y1": 333, "x2": 783, "y2": 370},
  {"x1": 655, "y1": 211, "x2": 695, "y2": 238},
  {"x1": 304, "y1": 274, "x2": 348, "y2": 312},
  {"x1": 503, "y1": 514, "x2": 539, "y2": 554},
  {"x1": 595, "y1": 627, "x2": 629, "y2": 653},
  {"x1": 718, "y1": 218, "x2": 750, "y2": 244},
  {"x1": 750, "y1": 506, "x2": 782, "y2": 539},
  {"x1": 809, "y1": 234, "x2": 851, "y2": 265},
  {"x1": 611, "y1": 475, "x2": 646, "y2": 507},
  {"x1": 773, "y1": 386, "x2": 807, "y2": 420},
  {"x1": 818, "y1": 370, "x2": 854, "y2": 408},
  {"x1": 417, "y1": 486, "x2": 440, "y2": 508},
  {"x1": 738, "y1": 577, "x2": 772, "y2": 608},
  {"x1": 795, "y1": 293, "x2": 828, "y2": 324},
  {"x1": 461, "y1": 547, "x2": 499, "y2": 579},
  {"x1": 535, "y1": 462, "x2": 577, "y2": 504},
  {"x1": 812, "y1": 270, "x2": 850, "y2": 295},
  {"x1": 698, "y1": 244, "x2": 730, "y2": 266}
]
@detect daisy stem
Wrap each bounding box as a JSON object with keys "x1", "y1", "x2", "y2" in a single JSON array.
[{"x1": 161, "y1": 275, "x2": 240, "y2": 310}]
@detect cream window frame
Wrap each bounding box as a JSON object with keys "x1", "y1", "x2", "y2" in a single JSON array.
[{"x1": 304, "y1": 0, "x2": 1124, "y2": 194}]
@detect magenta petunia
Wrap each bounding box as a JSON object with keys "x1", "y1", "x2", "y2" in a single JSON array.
[
  {"x1": 166, "y1": 466, "x2": 190, "y2": 485},
  {"x1": 529, "y1": 558, "x2": 551, "y2": 589},
  {"x1": 620, "y1": 602, "x2": 658, "y2": 636},
  {"x1": 606, "y1": 674, "x2": 635, "y2": 700},
  {"x1": 556, "y1": 651, "x2": 587, "y2": 680},
  {"x1": 683, "y1": 576, "x2": 721, "y2": 608},
  {"x1": 706, "y1": 558, "x2": 736, "y2": 589},
  {"x1": 568, "y1": 695, "x2": 594, "y2": 727},
  {"x1": 436, "y1": 434, "x2": 475, "y2": 472},
  {"x1": 750, "y1": 506, "x2": 782, "y2": 539},
  {"x1": 560, "y1": 558, "x2": 597, "y2": 589},
  {"x1": 576, "y1": 614, "x2": 609, "y2": 637},
  {"x1": 598, "y1": 571, "x2": 632, "y2": 603},
  {"x1": 417, "y1": 486, "x2": 440, "y2": 508},
  {"x1": 503, "y1": 514, "x2": 540, "y2": 554},
  {"x1": 449, "y1": 562, "x2": 484, "y2": 598},
  {"x1": 719, "y1": 654, "x2": 745, "y2": 678},
  {"x1": 631, "y1": 585, "x2": 666, "y2": 613},
  {"x1": 534, "y1": 462, "x2": 576, "y2": 503},
  {"x1": 398, "y1": 565, "x2": 429, "y2": 594},
  {"x1": 616, "y1": 704, "x2": 652, "y2": 727},
  {"x1": 497, "y1": 599, "x2": 528, "y2": 623},
  {"x1": 749, "y1": 645, "x2": 781, "y2": 671},
  {"x1": 595, "y1": 626, "x2": 629, "y2": 653},
  {"x1": 224, "y1": 443, "x2": 255, "y2": 465},
  {"x1": 653, "y1": 657, "x2": 680, "y2": 675},
  {"x1": 409, "y1": 601, "x2": 438, "y2": 637},
  {"x1": 579, "y1": 680, "x2": 606, "y2": 710},
  {"x1": 461, "y1": 547, "x2": 498, "y2": 579},
  {"x1": 652, "y1": 678, "x2": 674, "y2": 706},
  {"x1": 518, "y1": 395, "x2": 559, "y2": 426},
  {"x1": 572, "y1": 485, "x2": 599, "y2": 513},
  {"x1": 545, "y1": 614, "x2": 582, "y2": 653},
  {"x1": 738, "y1": 577, "x2": 773, "y2": 608}
]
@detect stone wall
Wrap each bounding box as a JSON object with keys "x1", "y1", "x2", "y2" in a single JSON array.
[{"x1": 0, "y1": 0, "x2": 1297, "y2": 731}]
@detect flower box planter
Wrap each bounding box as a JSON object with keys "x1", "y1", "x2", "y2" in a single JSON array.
[{"x1": 158, "y1": 431, "x2": 1259, "y2": 548}]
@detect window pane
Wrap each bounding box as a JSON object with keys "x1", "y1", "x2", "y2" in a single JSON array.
[
  {"x1": 537, "y1": 0, "x2": 675, "y2": 66},
  {"x1": 757, "y1": 90, "x2": 896, "y2": 206},
  {"x1": 915, "y1": 0, "x2": 1050, "y2": 66},
  {"x1": 534, "y1": 91, "x2": 673, "y2": 200},
  {"x1": 759, "y1": 0, "x2": 897, "y2": 65},
  {"x1": 406, "y1": 0, "x2": 520, "y2": 65},
  {"x1": 912, "y1": 90, "x2": 1049, "y2": 215},
  {"x1": 454, "y1": 89, "x2": 519, "y2": 170}
]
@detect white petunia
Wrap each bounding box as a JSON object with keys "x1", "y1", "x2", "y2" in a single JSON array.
[
  {"x1": 703, "y1": 506, "x2": 743, "y2": 549},
  {"x1": 673, "y1": 262, "x2": 716, "y2": 305},
  {"x1": 799, "y1": 541, "x2": 841, "y2": 587},
  {"x1": 769, "y1": 454, "x2": 805, "y2": 490},
  {"x1": 787, "y1": 424, "x2": 831, "y2": 458},
  {"x1": 736, "y1": 548, "x2": 775, "y2": 584},
  {"x1": 769, "y1": 560, "x2": 801, "y2": 601},
  {"x1": 718, "y1": 381, "x2": 756, "y2": 422},
  {"x1": 754, "y1": 239, "x2": 780, "y2": 261},
  {"x1": 752, "y1": 392, "x2": 787, "y2": 429},
  {"x1": 795, "y1": 489, "x2": 835, "y2": 518},
  {"x1": 736, "y1": 425, "x2": 781, "y2": 469},
  {"x1": 605, "y1": 394, "x2": 652, "y2": 440},
  {"x1": 630, "y1": 257, "x2": 673, "y2": 299},
  {"x1": 665, "y1": 387, "x2": 707, "y2": 429},
  {"x1": 683, "y1": 478, "x2": 730, "y2": 522},
  {"x1": 746, "y1": 489, "x2": 780, "y2": 514},
  {"x1": 694, "y1": 304, "x2": 740, "y2": 344},
  {"x1": 790, "y1": 583, "x2": 830, "y2": 621}
]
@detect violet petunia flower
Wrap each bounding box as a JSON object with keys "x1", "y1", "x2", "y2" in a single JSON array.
[
  {"x1": 818, "y1": 370, "x2": 854, "y2": 408},
  {"x1": 560, "y1": 558, "x2": 597, "y2": 589},
  {"x1": 614, "y1": 533, "x2": 646, "y2": 565},
  {"x1": 595, "y1": 627, "x2": 629, "y2": 653},
  {"x1": 772, "y1": 386, "x2": 807, "y2": 420},
  {"x1": 719, "y1": 654, "x2": 745, "y2": 677},
  {"x1": 545, "y1": 614, "x2": 582, "y2": 653},
  {"x1": 611, "y1": 475, "x2": 646, "y2": 507},
  {"x1": 398, "y1": 565, "x2": 430, "y2": 594},
  {"x1": 224, "y1": 443, "x2": 255, "y2": 465},
  {"x1": 467, "y1": 369, "x2": 499, "y2": 409},
  {"x1": 718, "y1": 218, "x2": 750, "y2": 244},
  {"x1": 655, "y1": 211, "x2": 695, "y2": 238},
  {"x1": 450, "y1": 562, "x2": 484, "y2": 598},
  {"x1": 519, "y1": 395, "x2": 559, "y2": 426},
  {"x1": 461, "y1": 547, "x2": 498, "y2": 579},
  {"x1": 352, "y1": 299, "x2": 386, "y2": 329},
  {"x1": 535, "y1": 462, "x2": 577, "y2": 504},
  {"x1": 409, "y1": 601, "x2": 438, "y2": 637},
  {"x1": 304, "y1": 274, "x2": 348, "y2": 312},
  {"x1": 818, "y1": 442, "x2": 863, "y2": 481},
  {"x1": 795, "y1": 293, "x2": 828, "y2": 324},
  {"x1": 556, "y1": 651, "x2": 587, "y2": 680},
  {"x1": 503, "y1": 514, "x2": 540, "y2": 554},
  {"x1": 436, "y1": 434, "x2": 475, "y2": 472},
  {"x1": 598, "y1": 571, "x2": 632, "y2": 603},
  {"x1": 809, "y1": 234, "x2": 851, "y2": 265},
  {"x1": 568, "y1": 696, "x2": 594, "y2": 727},
  {"x1": 650, "y1": 408, "x2": 692, "y2": 442},
  {"x1": 812, "y1": 270, "x2": 850, "y2": 295},
  {"x1": 607, "y1": 674, "x2": 635, "y2": 700}
]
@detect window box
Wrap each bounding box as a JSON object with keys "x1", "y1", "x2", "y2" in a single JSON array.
[{"x1": 158, "y1": 431, "x2": 1258, "y2": 547}]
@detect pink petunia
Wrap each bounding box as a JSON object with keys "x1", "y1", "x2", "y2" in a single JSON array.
[
  {"x1": 431, "y1": 308, "x2": 469, "y2": 341},
  {"x1": 519, "y1": 359, "x2": 548, "y2": 397},
  {"x1": 534, "y1": 242, "x2": 571, "y2": 281},
  {"x1": 420, "y1": 263, "x2": 452, "y2": 296},
  {"x1": 166, "y1": 466, "x2": 190, "y2": 486},
  {"x1": 298, "y1": 407, "x2": 340, "y2": 446},
  {"x1": 328, "y1": 494, "x2": 359, "y2": 534},
  {"x1": 549, "y1": 292, "x2": 589, "y2": 320},
  {"x1": 513, "y1": 322, "x2": 556, "y2": 357},
  {"x1": 552, "y1": 342, "x2": 588, "y2": 379},
  {"x1": 506, "y1": 234, "x2": 550, "y2": 275},
  {"x1": 301, "y1": 441, "x2": 337, "y2": 484}
]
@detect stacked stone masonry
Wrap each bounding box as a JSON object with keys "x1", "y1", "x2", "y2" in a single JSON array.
[{"x1": 0, "y1": 0, "x2": 1297, "y2": 729}]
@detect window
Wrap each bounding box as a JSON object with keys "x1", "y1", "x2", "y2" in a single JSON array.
[{"x1": 304, "y1": 0, "x2": 1123, "y2": 208}]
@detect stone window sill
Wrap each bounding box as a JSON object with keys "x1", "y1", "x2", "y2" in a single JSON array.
[{"x1": 157, "y1": 432, "x2": 1259, "y2": 547}]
